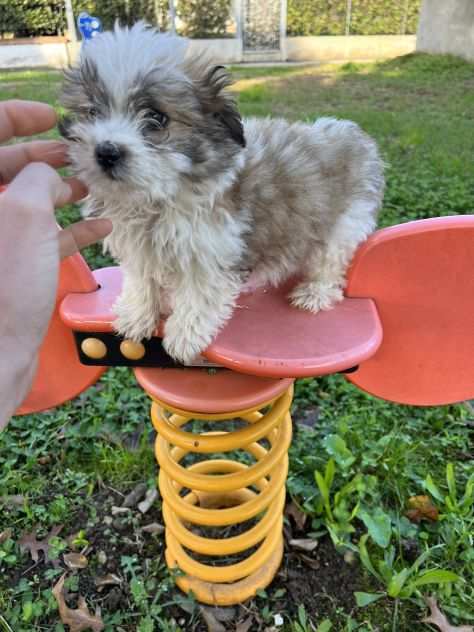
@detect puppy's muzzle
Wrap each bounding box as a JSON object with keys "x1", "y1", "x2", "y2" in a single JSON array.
[{"x1": 95, "y1": 141, "x2": 124, "y2": 172}]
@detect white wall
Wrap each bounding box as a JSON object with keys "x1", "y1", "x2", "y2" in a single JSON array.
[
  {"x1": 287, "y1": 35, "x2": 416, "y2": 62},
  {"x1": 0, "y1": 42, "x2": 69, "y2": 68},
  {"x1": 417, "y1": 0, "x2": 474, "y2": 62},
  {"x1": 0, "y1": 35, "x2": 417, "y2": 70}
]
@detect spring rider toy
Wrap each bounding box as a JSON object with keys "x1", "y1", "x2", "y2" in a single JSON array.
[{"x1": 14, "y1": 212, "x2": 474, "y2": 606}]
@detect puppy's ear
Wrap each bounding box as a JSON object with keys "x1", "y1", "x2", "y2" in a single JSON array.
[{"x1": 197, "y1": 65, "x2": 246, "y2": 148}]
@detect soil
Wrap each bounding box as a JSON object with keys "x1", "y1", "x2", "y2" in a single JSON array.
[{"x1": 4, "y1": 483, "x2": 371, "y2": 632}]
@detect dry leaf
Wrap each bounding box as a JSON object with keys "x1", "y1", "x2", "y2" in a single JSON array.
[
  {"x1": 141, "y1": 522, "x2": 165, "y2": 535},
  {"x1": 138, "y1": 488, "x2": 158, "y2": 514},
  {"x1": 299, "y1": 553, "x2": 320, "y2": 570},
  {"x1": 236, "y1": 617, "x2": 254, "y2": 632},
  {"x1": 111, "y1": 506, "x2": 131, "y2": 516},
  {"x1": 19, "y1": 525, "x2": 63, "y2": 562},
  {"x1": 406, "y1": 495, "x2": 439, "y2": 523},
  {"x1": 0, "y1": 528, "x2": 12, "y2": 544},
  {"x1": 200, "y1": 606, "x2": 226, "y2": 632},
  {"x1": 289, "y1": 538, "x2": 318, "y2": 552},
  {"x1": 122, "y1": 483, "x2": 147, "y2": 508},
  {"x1": 285, "y1": 501, "x2": 308, "y2": 531},
  {"x1": 422, "y1": 597, "x2": 473, "y2": 632},
  {"x1": 95, "y1": 574, "x2": 122, "y2": 591},
  {"x1": 52, "y1": 574, "x2": 104, "y2": 632},
  {"x1": 64, "y1": 553, "x2": 88, "y2": 570}
]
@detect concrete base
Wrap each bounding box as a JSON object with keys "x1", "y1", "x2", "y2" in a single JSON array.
[
  {"x1": 0, "y1": 34, "x2": 417, "y2": 70},
  {"x1": 417, "y1": 0, "x2": 474, "y2": 62}
]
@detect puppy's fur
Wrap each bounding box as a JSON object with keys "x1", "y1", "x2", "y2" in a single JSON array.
[{"x1": 60, "y1": 23, "x2": 384, "y2": 363}]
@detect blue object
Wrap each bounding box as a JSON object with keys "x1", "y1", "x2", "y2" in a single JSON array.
[{"x1": 77, "y1": 12, "x2": 103, "y2": 42}]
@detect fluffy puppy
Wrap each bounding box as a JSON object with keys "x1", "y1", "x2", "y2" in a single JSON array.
[{"x1": 60, "y1": 22, "x2": 384, "y2": 363}]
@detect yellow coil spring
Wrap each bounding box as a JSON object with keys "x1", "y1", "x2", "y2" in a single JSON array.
[{"x1": 150, "y1": 386, "x2": 293, "y2": 606}]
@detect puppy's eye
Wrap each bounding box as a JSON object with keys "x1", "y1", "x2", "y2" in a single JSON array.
[
  {"x1": 146, "y1": 110, "x2": 169, "y2": 130},
  {"x1": 87, "y1": 106, "x2": 98, "y2": 119}
]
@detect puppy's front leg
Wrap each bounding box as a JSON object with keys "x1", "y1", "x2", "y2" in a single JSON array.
[
  {"x1": 163, "y1": 270, "x2": 241, "y2": 364},
  {"x1": 113, "y1": 267, "x2": 160, "y2": 343}
]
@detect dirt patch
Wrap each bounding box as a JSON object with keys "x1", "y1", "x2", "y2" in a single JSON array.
[{"x1": 3, "y1": 484, "x2": 370, "y2": 631}]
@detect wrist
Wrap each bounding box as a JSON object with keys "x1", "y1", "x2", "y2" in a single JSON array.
[{"x1": 0, "y1": 342, "x2": 38, "y2": 430}]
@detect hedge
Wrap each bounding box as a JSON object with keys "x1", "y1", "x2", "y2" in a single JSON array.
[
  {"x1": 287, "y1": 0, "x2": 422, "y2": 36},
  {"x1": 0, "y1": 0, "x2": 421, "y2": 39}
]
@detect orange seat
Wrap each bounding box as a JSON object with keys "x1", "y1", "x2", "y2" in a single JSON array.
[
  {"x1": 61, "y1": 269, "x2": 382, "y2": 378},
  {"x1": 345, "y1": 215, "x2": 474, "y2": 406}
]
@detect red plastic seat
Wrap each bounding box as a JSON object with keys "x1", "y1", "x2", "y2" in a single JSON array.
[
  {"x1": 61, "y1": 269, "x2": 382, "y2": 378},
  {"x1": 345, "y1": 215, "x2": 474, "y2": 406}
]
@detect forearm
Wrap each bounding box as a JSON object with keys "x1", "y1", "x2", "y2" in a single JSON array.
[{"x1": 0, "y1": 342, "x2": 38, "y2": 430}]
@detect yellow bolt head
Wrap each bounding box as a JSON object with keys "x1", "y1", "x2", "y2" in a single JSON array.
[
  {"x1": 120, "y1": 339, "x2": 146, "y2": 360},
  {"x1": 81, "y1": 337, "x2": 107, "y2": 359}
]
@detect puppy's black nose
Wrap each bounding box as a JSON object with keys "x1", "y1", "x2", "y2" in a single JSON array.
[{"x1": 95, "y1": 141, "x2": 122, "y2": 170}]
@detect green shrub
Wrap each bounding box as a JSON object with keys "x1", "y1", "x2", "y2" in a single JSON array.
[
  {"x1": 176, "y1": 0, "x2": 232, "y2": 38},
  {"x1": 287, "y1": 0, "x2": 347, "y2": 36},
  {"x1": 0, "y1": 0, "x2": 421, "y2": 39},
  {"x1": 287, "y1": 0, "x2": 422, "y2": 36}
]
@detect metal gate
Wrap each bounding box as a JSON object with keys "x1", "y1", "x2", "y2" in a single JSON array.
[{"x1": 241, "y1": 0, "x2": 286, "y2": 61}]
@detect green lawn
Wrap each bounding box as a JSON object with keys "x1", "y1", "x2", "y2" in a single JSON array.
[{"x1": 0, "y1": 55, "x2": 473, "y2": 632}]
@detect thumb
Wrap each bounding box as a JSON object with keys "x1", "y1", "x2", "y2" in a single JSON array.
[{"x1": 4, "y1": 162, "x2": 79, "y2": 210}]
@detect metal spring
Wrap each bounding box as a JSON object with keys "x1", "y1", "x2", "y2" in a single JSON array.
[{"x1": 150, "y1": 385, "x2": 293, "y2": 606}]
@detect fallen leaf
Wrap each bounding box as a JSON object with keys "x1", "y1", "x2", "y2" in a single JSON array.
[
  {"x1": 406, "y1": 495, "x2": 439, "y2": 523},
  {"x1": 95, "y1": 574, "x2": 122, "y2": 591},
  {"x1": 0, "y1": 528, "x2": 12, "y2": 544},
  {"x1": 52, "y1": 574, "x2": 104, "y2": 632},
  {"x1": 299, "y1": 553, "x2": 321, "y2": 570},
  {"x1": 19, "y1": 525, "x2": 63, "y2": 562},
  {"x1": 111, "y1": 506, "x2": 131, "y2": 516},
  {"x1": 236, "y1": 618, "x2": 254, "y2": 632},
  {"x1": 141, "y1": 522, "x2": 165, "y2": 535},
  {"x1": 285, "y1": 500, "x2": 308, "y2": 531},
  {"x1": 289, "y1": 538, "x2": 319, "y2": 552},
  {"x1": 200, "y1": 606, "x2": 226, "y2": 632},
  {"x1": 138, "y1": 488, "x2": 158, "y2": 514},
  {"x1": 64, "y1": 553, "x2": 88, "y2": 570},
  {"x1": 122, "y1": 483, "x2": 147, "y2": 508},
  {"x1": 274, "y1": 613, "x2": 284, "y2": 626},
  {"x1": 422, "y1": 596, "x2": 473, "y2": 632}
]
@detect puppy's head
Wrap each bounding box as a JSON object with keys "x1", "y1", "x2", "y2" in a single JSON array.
[{"x1": 60, "y1": 22, "x2": 245, "y2": 206}]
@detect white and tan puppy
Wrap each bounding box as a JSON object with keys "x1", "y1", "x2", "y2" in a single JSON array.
[{"x1": 60, "y1": 22, "x2": 384, "y2": 363}]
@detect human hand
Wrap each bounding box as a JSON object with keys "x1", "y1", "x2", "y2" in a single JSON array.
[{"x1": 0, "y1": 100, "x2": 112, "y2": 428}]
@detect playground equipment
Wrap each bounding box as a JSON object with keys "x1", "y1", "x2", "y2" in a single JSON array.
[{"x1": 16, "y1": 214, "x2": 474, "y2": 606}]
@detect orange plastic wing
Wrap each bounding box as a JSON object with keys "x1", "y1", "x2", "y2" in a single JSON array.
[{"x1": 345, "y1": 215, "x2": 474, "y2": 405}]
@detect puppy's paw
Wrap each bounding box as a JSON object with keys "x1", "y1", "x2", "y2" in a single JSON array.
[
  {"x1": 163, "y1": 320, "x2": 211, "y2": 365},
  {"x1": 113, "y1": 298, "x2": 157, "y2": 343},
  {"x1": 289, "y1": 281, "x2": 343, "y2": 313}
]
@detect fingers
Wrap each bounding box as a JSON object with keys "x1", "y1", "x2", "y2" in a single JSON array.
[
  {"x1": 0, "y1": 100, "x2": 57, "y2": 143},
  {"x1": 0, "y1": 140, "x2": 69, "y2": 184},
  {"x1": 64, "y1": 177, "x2": 88, "y2": 204},
  {"x1": 4, "y1": 162, "x2": 83, "y2": 210},
  {"x1": 59, "y1": 218, "x2": 113, "y2": 260}
]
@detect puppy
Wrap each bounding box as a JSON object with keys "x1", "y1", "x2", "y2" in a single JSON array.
[{"x1": 60, "y1": 22, "x2": 384, "y2": 364}]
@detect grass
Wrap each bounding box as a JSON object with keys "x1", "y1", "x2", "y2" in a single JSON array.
[{"x1": 0, "y1": 54, "x2": 473, "y2": 631}]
